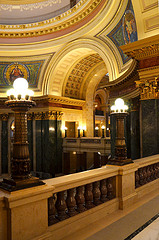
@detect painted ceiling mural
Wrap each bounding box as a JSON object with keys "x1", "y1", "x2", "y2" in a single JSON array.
[
  {"x1": 0, "y1": 60, "x2": 44, "y2": 89},
  {"x1": 101, "y1": 0, "x2": 138, "y2": 63}
]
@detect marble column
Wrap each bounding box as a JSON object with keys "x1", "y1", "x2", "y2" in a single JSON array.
[
  {"x1": 35, "y1": 111, "x2": 62, "y2": 177},
  {"x1": 1, "y1": 114, "x2": 8, "y2": 174},
  {"x1": 141, "y1": 99, "x2": 159, "y2": 157},
  {"x1": 130, "y1": 109, "x2": 140, "y2": 159}
]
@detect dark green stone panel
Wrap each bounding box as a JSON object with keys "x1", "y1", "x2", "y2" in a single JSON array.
[
  {"x1": 1, "y1": 121, "x2": 8, "y2": 173},
  {"x1": 43, "y1": 120, "x2": 56, "y2": 177},
  {"x1": 56, "y1": 120, "x2": 62, "y2": 173},
  {"x1": 27, "y1": 120, "x2": 33, "y2": 170},
  {"x1": 130, "y1": 110, "x2": 140, "y2": 160},
  {"x1": 125, "y1": 114, "x2": 131, "y2": 159},
  {"x1": 110, "y1": 114, "x2": 116, "y2": 158},
  {"x1": 36, "y1": 120, "x2": 42, "y2": 172},
  {"x1": 141, "y1": 99, "x2": 159, "y2": 157}
]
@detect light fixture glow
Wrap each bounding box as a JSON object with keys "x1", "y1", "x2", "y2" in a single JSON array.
[
  {"x1": 7, "y1": 78, "x2": 34, "y2": 100},
  {"x1": 101, "y1": 125, "x2": 105, "y2": 129},
  {"x1": 111, "y1": 98, "x2": 128, "y2": 113}
]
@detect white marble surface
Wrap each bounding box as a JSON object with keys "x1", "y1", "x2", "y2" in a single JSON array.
[{"x1": 132, "y1": 218, "x2": 159, "y2": 240}]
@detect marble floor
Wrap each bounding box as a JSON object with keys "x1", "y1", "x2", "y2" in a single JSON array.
[
  {"x1": 63, "y1": 191, "x2": 159, "y2": 240},
  {"x1": 131, "y1": 216, "x2": 159, "y2": 240}
]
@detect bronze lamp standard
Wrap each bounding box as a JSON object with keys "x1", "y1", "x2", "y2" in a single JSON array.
[
  {"x1": 0, "y1": 78, "x2": 44, "y2": 191},
  {"x1": 108, "y1": 98, "x2": 133, "y2": 166}
]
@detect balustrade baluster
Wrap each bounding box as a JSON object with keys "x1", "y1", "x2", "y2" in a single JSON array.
[
  {"x1": 48, "y1": 195, "x2": 59, "y2": 226},
  {"x1": 75, "y1": 186, "x2": 86, "y2": 213},
  {"x1": 93, "y1": 181, "x2": 101, "y2": 205},
  {"x1": 100, "y1": 179, "x2": 108, "y2": 202},
  {"x1": 154, "y1": 164, "x2": 158, "y2": 179},
  {"x1": 66, "y1": 188, "x2": 77, "y2": 217},
  {"x1": 135, "y1": 171, "x2": 140, "y2": 188},
  {"x1": 146, "y1": 166, "x2": 151, "y2": 182},
  {"x1": 55, "y1": 191, "x2": 68, "y2": 221},
  {"x1": 139, "y1": 168, "x2": 144, "y2": 185},
  {"x1": 150, "y1": 165, "x2": 154, "y2": 181},
  {"x1": 84, "y1": 183, "x2": 94, "y2": 209},
  {"x1": 143, "y1": 167, "x2": 147, "y2": 184},
  {"x1": 157, "y1": 163, "x2": 159, "y2": 178},
  {"x1": 107, "y1": 178, "x2": 114, "y2": 200}
]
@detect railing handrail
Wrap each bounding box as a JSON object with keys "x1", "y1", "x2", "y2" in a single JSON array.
[
  {"x1": 44, "y1": 166, "x2": 118, "y2": 192},
  {"x1": 134, "y1": 154, "x2": 159, "y2": 168}
]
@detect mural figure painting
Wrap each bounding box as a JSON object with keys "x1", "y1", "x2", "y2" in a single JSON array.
[{"x1": 10, "y1": 65, "x2": 24, "y2": 83}]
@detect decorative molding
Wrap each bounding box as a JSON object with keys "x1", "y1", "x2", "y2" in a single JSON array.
[
  {"x1": 33, "y1": 112, "x2": 43, "y2": 120},
  {"x1": 43, "y1": 111, "x2": 57, "y2": 120},
  {"x1": 0, "y1": 0, "x2": 62, "y2": 11},
  {"x1": 144, "y1": 14, "x2": 159, "y2": 32},
  {"x1": 141, "y1": 0, "x2": 158, "y2": 12},
  {"x1": 136, "y1": 76, "x2": 159, "y2": 100},
  {"x1": 33, "y1": 95, "x2": 86, "y2": 107},
  {"x1": 0, "y1": 0, "x2": 102, "y2": 38},
  {"x1": 0, "y1": 113, "x2": 9, "y2": 121},
  {"x1": 32, "y1": 110, "x2": 63, "y2": 120},
  {"x1": 64, "y1": 53, "x2": 103, "y2": 99},
  {"x1": 120, "y1": 35, "x2": 159, "y2": 60}
]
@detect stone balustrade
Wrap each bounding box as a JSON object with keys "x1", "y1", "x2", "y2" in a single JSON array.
[
  {"x1": 135, "y1": 155, "x2": 159, "y2": 188},
  {"x1": 63, "y1": 137, "x2": 111, "y2": 154},
  {"x1": 47, "y1": 173, "x2": 116, "y2": 226},
  {"x1": 1, "y1": 155, "x2": 159, "y2": 240}
]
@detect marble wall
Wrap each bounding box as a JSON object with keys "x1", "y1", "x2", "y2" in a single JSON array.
[
  {"x1": 130, "y1": 110, "x2": 140, "y2": 160},
  {"x1": 35, "y1": 115, "x2": 62, "y2": 177},
  {"x1": 1, "y1": 120, "x2": 8, "y2": 174},
  {"x1": 141, "y1": 99, "x2": 159, "y2": 157}
]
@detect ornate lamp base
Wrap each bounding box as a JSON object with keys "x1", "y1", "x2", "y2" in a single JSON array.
[
  {"x1": 107, "y1": 158, "x2": 133, "y2": 166},
  {"x1": 0, "y1": 176, "x2": 45, "y2": 192}
]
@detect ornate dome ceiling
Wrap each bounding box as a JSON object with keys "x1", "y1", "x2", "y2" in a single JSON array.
[{"x1": 0, "y1": 0, "x2": 71, "y2": 24}]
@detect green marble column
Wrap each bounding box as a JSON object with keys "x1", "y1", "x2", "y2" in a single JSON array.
[
  {"x1": 110, "y1": 114, "x2": 116, "y2": 158},
  {"x1": 56, "y1": 113, "x2": 62, "y2": 173},
  {"x1": 1, "y1": 116, "x2": 8, "y2": 174},
  {"x1": 27, "y1": 119, "x2": 33, "y2": 170},
  {"x1": 35, "y1": 111, "x2": 62, "y2": 177},
  {"x1": 130, "y1": 110, "x2": 140, "y2": 159},
  {"x1": 141, "y1": 99, "x2": 159, "y2": 157}
]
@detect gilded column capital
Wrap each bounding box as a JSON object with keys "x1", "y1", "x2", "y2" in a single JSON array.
[
  {"x1": 27, "y1": 112, "x2": 34, "y2": 120},
  {"x1": 43, "y1": 111, "x2": 56, "y2": 120},
  {"x1": 136, "y1": 77, "x2": 159, "y2": 100},
  {"x1": 56, "y1": 112, "x2": 63, "y2": 120},
  {"x1": 0, "y1": 113, "x2": 9, "y2": 121},
  {"x1": 34, "y1": 112, "x2": 43, "y2": 120}
]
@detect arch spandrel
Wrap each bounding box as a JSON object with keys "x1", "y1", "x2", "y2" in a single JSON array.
[{"x1": 43, "y1": 38, "x2": 120, "y2": 97}]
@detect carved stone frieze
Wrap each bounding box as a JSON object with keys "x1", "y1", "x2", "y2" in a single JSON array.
[
  {"x1": 0, "y1": 113, "x2": 9, "y2": 121},
  {"x1": 136, "y1": 77, "x2": 159, "y2": 100}
]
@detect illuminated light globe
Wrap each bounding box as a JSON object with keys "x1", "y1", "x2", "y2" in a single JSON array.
[
  {"x1": 111, "y1": 98, "x2": 128, "y2": 113},
  {"x1": 7, "y1": 78, "x2": 34, "y2": 100},
  {"x1": 13, "y1": 77, "x2": 28, "y2": 92}
]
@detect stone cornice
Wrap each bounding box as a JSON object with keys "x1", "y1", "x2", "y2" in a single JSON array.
[
  {"x1": 0, "y1": 0, "x2": 104, "y2": 39},
  {"x1": 120, "y1": 35, "x2": 159, "y2": 60},
  {"x1": 33, "y1": 95, "x2": 86, "y2": 107}
]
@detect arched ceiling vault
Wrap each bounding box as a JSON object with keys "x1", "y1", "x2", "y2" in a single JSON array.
[
  {"x1": 63, "y1": 53, "x2": 105, "y2": 99},
  {"x1": 42, "y1": 38, "x2": 117, "y2": 97}
]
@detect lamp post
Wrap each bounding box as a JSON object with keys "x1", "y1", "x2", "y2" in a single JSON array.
[
  {"x1": 64, "y1": 127, "x2": 68, "y2": 138},
  {"x1": 82, "y1": 126, "x2": 86, "y2": 137},
  {"x1": 77, "y1": 126, "x2": 81, "y2": 138},
  {"x1": 108, "y1": 98, "x2": 133, "y2": 166},
  {"x1": 101, "y1": 125, "x2": 105, "y2": 138},
  {"x1": 0, "y1": 78, "x2": 44, "y2": 191},
  {"x1": 95, "y1": 126, "x2": 99, "y2": 137}
]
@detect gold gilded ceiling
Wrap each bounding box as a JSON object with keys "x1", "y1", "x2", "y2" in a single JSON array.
[{"x1": 64, "y1": 53, "x2": 104, "y2": 99}]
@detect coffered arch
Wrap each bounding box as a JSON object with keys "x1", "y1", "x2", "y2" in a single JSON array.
[{"x1": 43, "y1": 37, "x2": 120, "y2": 98}]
